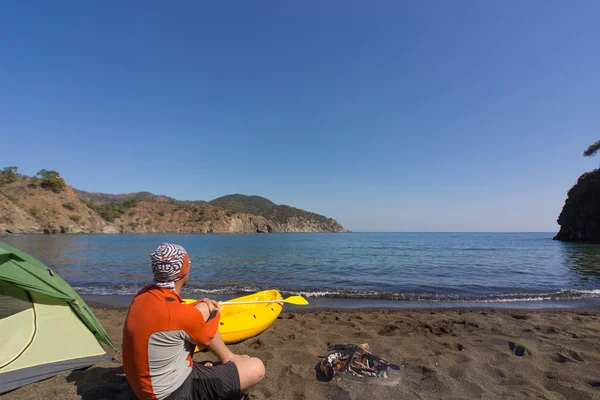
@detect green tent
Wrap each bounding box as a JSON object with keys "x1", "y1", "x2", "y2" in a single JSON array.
[{"x1": 0, "y1": 242, "x2": 117, "y2": 394}]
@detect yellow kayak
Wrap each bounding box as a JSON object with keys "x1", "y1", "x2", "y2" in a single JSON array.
[{"x1": 183, "y1": 289, "x2": 283, "y2": 348}]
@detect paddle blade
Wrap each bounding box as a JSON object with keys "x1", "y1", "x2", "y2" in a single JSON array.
[{"x1": 285, "y1": 295, "x2": 309, "y2": 305}]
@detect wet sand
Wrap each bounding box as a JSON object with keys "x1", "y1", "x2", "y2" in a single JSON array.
[{"x1": 4, "y1": 307, "x2": 600, "y2": 400}]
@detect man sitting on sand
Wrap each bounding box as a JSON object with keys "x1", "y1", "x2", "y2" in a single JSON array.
[{"x1": 122, "y1": 242, "x2": 265, "y2": 400}]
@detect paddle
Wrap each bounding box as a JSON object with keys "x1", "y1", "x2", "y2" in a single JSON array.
[{"x1": 219, "y1": 295, "x2": 309, "y2": 306}]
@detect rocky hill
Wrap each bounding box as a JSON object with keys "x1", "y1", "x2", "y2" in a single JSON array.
[
  {"x1": 554, "y1": 169, "x2": 600, "y2": 243},
  {"x1": 0, "y1": 169, "x2": 346, "y2": 235},
  {"x1": 210, "y1": 194, "x2": 345, "y2": 232}
]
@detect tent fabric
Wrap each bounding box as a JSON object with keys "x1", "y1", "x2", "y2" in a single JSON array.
[
  {"x1": 0, "y1": 286, "x2": 35, "y2": 368},
  {"x1": 0, "y1": 291, "x2": 107, "y2": 374},
  {"x1": 0, "y1": 288, "x2": 109, "y2": 393},
  {"x1": 0, "y1": 242, "x2": 116, "y2": 350},
  {"x1": 0, "y1": 354, "x2": 107, "y2": 395}
]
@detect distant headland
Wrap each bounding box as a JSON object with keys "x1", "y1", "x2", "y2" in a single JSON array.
[{"x1": 0, "y1": 167, "x2": 346, "y2": 235}]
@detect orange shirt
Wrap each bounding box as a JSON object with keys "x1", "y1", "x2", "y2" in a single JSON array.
[{"x1": 122, "y1": 285, "x2": 219, "y2": 400}]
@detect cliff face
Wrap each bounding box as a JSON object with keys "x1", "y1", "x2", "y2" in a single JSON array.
[
  {"x1": 554, "y1": 169, "x2": 600, "y2": 243},
  {"x1": 0, "y1": 177, "x2": 346, "y2": 234},
  {"x1": 0, "y1": 178, "x2": 113, "y2": 234}
]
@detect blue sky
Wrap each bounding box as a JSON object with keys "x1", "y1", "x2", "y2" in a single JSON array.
[{"x1": 1, "y1": 1, "x2": 599, "y2": 232}]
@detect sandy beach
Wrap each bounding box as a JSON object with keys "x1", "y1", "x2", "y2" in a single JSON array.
[{"x1": 3, "y1": 306, "x2": 600, "y2": 400}]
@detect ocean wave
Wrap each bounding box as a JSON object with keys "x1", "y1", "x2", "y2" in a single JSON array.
[
  {"x1": 73, "y1": 284, "x2": 600, "y2": 303},
  {"x1": 469, "y1": 289, "x2": 600, "y2": 303},
  {"x1": 281, "y1": 288, "x2": 600, "y2": 302},
  {"x1": 72, "y1": 285, "x2": 139, "y2": 296}
]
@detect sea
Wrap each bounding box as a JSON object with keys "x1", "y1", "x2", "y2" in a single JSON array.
[{"x1": 3, "y1": 232, "x2": 600, "y2": 309}]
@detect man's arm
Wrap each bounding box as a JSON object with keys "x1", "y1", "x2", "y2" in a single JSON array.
[
  {"x1": 192, "y1": 298, "x2": 240, "y2": 362},
  {"x1": 176, "y1": 298, "x2": 220, "y2": 348}
]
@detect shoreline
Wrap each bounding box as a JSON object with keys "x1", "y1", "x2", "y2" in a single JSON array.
[
  {"x1": 5, "y1": 306, "x2": 600, "y2": 399},
  {"x1": 82, "y1": 293, "x2": 600, "y2": 311}
]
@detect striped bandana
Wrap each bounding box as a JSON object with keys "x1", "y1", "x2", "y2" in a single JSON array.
[{"x1": 150, "y1": 242, "x2": 190, "y2": 289}]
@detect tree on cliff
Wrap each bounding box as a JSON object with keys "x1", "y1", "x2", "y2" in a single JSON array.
[
  {"x1": 0, "y1": 166, "x2": 19, "y2": 184},
  {"x1": 583, "y1": 140, "x2": 600, "y2": 158},
  {"x1": 37, "y1": 169, "x2": 66, "y2": 193}
]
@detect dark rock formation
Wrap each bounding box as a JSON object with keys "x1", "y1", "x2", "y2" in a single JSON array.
[{"x1": 554, "y1": 169, "x2": 600, "y2": 243}]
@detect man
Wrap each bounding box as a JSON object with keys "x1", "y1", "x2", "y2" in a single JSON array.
[{"x1": 122, "y1": 242, "x2": 265, "y2": 400}]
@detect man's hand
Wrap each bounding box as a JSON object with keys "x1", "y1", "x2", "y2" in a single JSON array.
[
  {"x1": 193, "y1": 298, "x2": 220, "y2": 322},
  {"x1": 202, "y1": 298, "x2": 220, "y2": 312}
]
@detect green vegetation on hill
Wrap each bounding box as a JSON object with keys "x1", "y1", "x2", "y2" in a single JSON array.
[
  {"x1": 0, "y1": 167, "x2": 66, "y2": 193},
  {"x1": 74, "y1": 189, "x2": 207, "y2": 207},
  {"x1": 0, "y1": 166, "x2": 19, "y2": 184},
  {"x1": 209, "y1": 195, "x2": 276, "y2": 216},
  {"x1": 81, "y1": 199, "x2": 139, "y2": 222},
  {"x1": 36, "y1": 169, "x2": 66, "y2": 193},
  {"x1": 73, "y1": 189, "x2": 169, "y2": 204}
]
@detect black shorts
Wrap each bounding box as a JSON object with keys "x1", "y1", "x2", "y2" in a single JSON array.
[{"x1": 166, "y1": 362, "x2": 241, "y2": 400}]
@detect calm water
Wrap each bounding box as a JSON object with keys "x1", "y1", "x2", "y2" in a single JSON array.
[{"x1": 3, "y1": 233, "x2": 600, "y2": 306}]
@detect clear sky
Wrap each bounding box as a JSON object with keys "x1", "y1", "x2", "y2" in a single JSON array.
[{"x1": 1, "y1": 1, "x2": 599, "y2": 232}]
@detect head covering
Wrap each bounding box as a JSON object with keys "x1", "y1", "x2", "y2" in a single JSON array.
[{"x1": 150, "y1": 242, "x2": 191, "y2": 289}]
